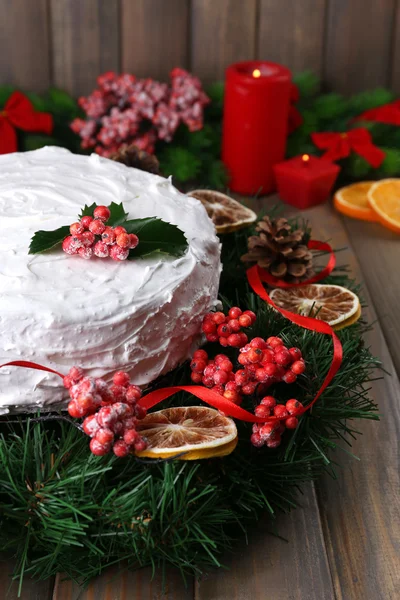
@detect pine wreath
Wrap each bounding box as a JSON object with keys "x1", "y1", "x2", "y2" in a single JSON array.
[{"x1": 0, "y1": 210, "x2": 380, "y2": 588}]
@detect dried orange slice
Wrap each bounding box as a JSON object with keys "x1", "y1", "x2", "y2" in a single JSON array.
[
  {"x1": 270, "y1": 284, "x2": 361, "y2": 328},
  {"x1": 135, "y1": 406, "x2": 238, "y2": 460},
  {"x1": 368, "y1": 179, "x2": 400, "y2": 233},
  {"x1": 334, "y1": 182, "x2": 377, "y2": 222},
  {"x1": 188, "y1": 189, "x2": 257, "y2": 234}
]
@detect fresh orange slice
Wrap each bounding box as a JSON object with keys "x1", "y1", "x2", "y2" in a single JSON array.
[
  {"x1": 368, "y1": 179, "x2": 400, "y2": 233},
  {"x1": 270, "y1": 284, "x2": 361, "y2": 328},
  {"x1": 135, "y1": 406, "x2": 238, "y2": 460},
  {"x1": 334, "y1": 182, "x2": 377, "y2": 222},
  {"x1": 188, "y1": 189, "x2": 257, "y2": 234}
]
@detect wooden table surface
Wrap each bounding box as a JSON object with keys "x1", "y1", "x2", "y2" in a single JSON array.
[{"x1": 1, "y1": 196, "x2": 400, "y2": 600}]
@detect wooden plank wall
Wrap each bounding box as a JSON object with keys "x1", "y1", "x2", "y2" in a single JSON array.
[{"x1": 0, "y1": 0, "x2": 400, "y2": 96}]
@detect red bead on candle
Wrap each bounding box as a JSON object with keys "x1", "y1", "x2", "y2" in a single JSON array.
[
  {"x1": 273, "y1": 154, "x2": 340, "y2": 209},
  {"x1": 222, "y1": 61, "x2": 292, "y2": 196}
]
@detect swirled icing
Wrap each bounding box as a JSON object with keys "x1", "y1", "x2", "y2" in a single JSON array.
[{"x1": 0, "y1": 147, "x2": 221, "y2": 413}]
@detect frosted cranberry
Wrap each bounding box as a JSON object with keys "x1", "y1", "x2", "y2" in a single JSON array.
[
  {"x1": 228, "y1": 306, "x2": 242, "y2": 319},
  {"x1": 291, "y1": 360, "x2": 306, "y2": 375},
  {"x1": 68, "y1": 400, "x2": 83, "y2": 418},
  {"x1": 218, "y1": 359, "x2": 233, "y2": 372},
  {"x1": 219, "y1": 337, "x2": 229, "y2": 347},
  {"x1": 238, "y1": 333, "x2": 248, "y2": 347},
  {"x1": 212, "y1": 312, "x2": 226, "y2": 325},
  {"x1": 274, "y1": 348, "x2": 291, "y2": 366},
  {"x1": 134, "y1": 438, "x2": 147, "y2": 452},
  {"x1": 255, "y1": 368, "x2": 269, "y2": 382},
  {"x1": 238, "y1": 353, "x2": 248, "y2": 366},
  {"x1": 242, "y1": 310, "x2": 256, "y2": 324},
  {"x1": 235, "y1": 370, "x2": 249, "y2": 386},
  {"x1": 267, "y1": 336, "x2": 284, "y2": 348},
  {"x1": 212, "y1": 384, "x2": 225, "y2": 396},
  {"x1": 266, "y1": 434, "x2": 281, "y2": 448},
  {"x1": 223, "y1": 390, "x2": 242, "y2": 404},
  {"x1": 214, "y1": 354, "x2": 227, "y2": 364},
  {"x1": 94, "y1": 240, "x2": 110, "y2": 258},
  {"x1": 93, "y1": 205, "x2": 111, "y2": 222},
  {"x1": 124, "y1": 429, "x2": 138, "y2": 445},
  {"x1": 261, "y1": 349, "x2": 275, "y2": 363},
  {"x1": 286, "y1": 399, "x2": 303, "y2": 415},
  {"x1": 202, "y1": 376, "x2": 215, "y2": 388},
  {"x1": 75, "y1": 394, "x2": 96, "y2": 414},
  {"x1": 247, "y1": 348, "x2": 263, "y2": 363},
  {"x1": 113, "y1": 440, "x2": 130, "y2": 457},
  {"x1": 110, "y1": 384, "x2": 126, "y2": 401},
  {"x1": 262, "y1": 363, "x2": 277, "y2": 377},
  {"x1": 95, "y1": 428, "x2": 114, "y2": 445},
  {"x1": 83, "y1": 414, "x2": 100, "y2": 436},
  {"x1": 81, "y1": 216, "x2": 93, "y2": 229},
  {"x1": 250, "y1": 432, "x2": 264, "y2": 448},
  {"x1": 190, "y1": 359, "x2": 207, "y2": 373},
  {"x1": 227, "y1": 318, "x2": 241, "y2": 332},
  {"x1": 81, "y1": 231, "x2": 95, "y2": 247},
  {"x1": 68, "y1": 366, "x2": 84, "y2": 383},
  {"x1": 260, "y1": 396, "x2": 276, "y2": 410},
  {"x1": 116, "y1": 232, "x2": 130, "y2": 248},
  {"x1": 259, "y1": 423, "x2": 277, "y2": 438},
  {"x1": 289, "y1": 347, "x2": 302, "y2": 361},
  {"x1": 202, "y1": 320, "x2": 216, "y2": 334},
  {"x1": 113, "y1": 226, "x2": 127, "y2": 236},
  {"x1": 283, "y1": 371, "x2": 297, "y2": 384},
  {"x1": 213, "y1": 370, "x2": 229, "y2": 385},
  {"x1": 254, "y1": 404, "x2": 270, "y2": 419},
  {"x1": 193, "y1": 349, "x2": 208, "y2": 361},
  {"x1": 63, "y1": 375, "x2": 73, "y2": 389},
  {"x1": 78, "y1": 246, "x2": 93, "y2": 260},
  {"x1": 113, "y1": 371, "x2": 130, "y2": 387},
  {"x1": 101, "y1": 226, "x2": 116, "y2": 245},
  {"x1": 250, "y1": 337, "x2": 267, "y2": 349},
  {"x1": 241, "y1": 382, "x2": 257, "y2": 395},
  {"x1": 70, "y1": 222, "x2": 84, "y2": 235},
  {"x1": 225, "y1": 381, "x2": 239, "y2": 392},
  {"x1": 90, "y1": 437, "x2": 111, "y2": 456},
  {"x1": 274, "y1": 405, "x2": 289, "y2": 419},
  {"x1": 128, "y1": 234, "x2": 139, "y2": 249},
  {"x1": 110, "y1": 244, "x2": 129, "y2": 261},
  {"x1": 227, "y1": 333, "x2": 242, "y2": 348},
  {"x1": 135, "y1": 405, "x2": 147, "y2": 419},
  {"x1": 285, "y1": 416, "x2": 299, "y2": 429},
  {"x1": 217, "y1": 323, "x2": 231, "y2": 337},
  {"x1": 204, "y1": 364, "x2": 216, "y2": 378},
  {"x1": 191, "y1": 372, "x2": 203, "y2": 384},
  {"x1": 237, "y1": 314, "x2": 251, "y2": 328},
  {"x1": 89, "y1": 219, "x2": 106, "y2": 235},
  {"x1": 62, "y1": 236, "x2": 79, "y2": 255},
  {"x1": 206, "y1": 333, "x2": 219, "y2": 342}
]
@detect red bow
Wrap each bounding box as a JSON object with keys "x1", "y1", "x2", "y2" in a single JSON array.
[
  {"x1": 311, "y1": 127, "x2": 385, "y2": 168},
  {"x1": 288, "y1": 84, "x2": 303, "y2": 134},
  {"x1": 355, "y1": 100, "x2": 400, "y2": 126},
  {"x1": 0, "y1": 91, "x2": 53, "y2": 155}
]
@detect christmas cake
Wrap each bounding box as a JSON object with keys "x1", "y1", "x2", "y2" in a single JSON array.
[{"x1": 0, "y1": 147, "x2": 221, "y2": 413}]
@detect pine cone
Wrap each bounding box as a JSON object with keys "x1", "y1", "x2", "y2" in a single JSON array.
[
  {"x1": 110, "y1": 144, "x2": 161, "y2": 175},
  {"x1": 241, "y1": 216, "x2": 314, "y2": 283}
]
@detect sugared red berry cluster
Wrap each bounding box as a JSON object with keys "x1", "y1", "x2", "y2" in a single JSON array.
[
  {"x1": 251, "y1": 397, "x2": 303, "y2": 448},
  {"x1": 63, "y1": 366, "x2": 147, "y2": 457},
  {"x1": 202, "y1": 307, "x2": 256, "y2": 346},
  {"x1": 62, "y1": 205, "x2": 139, "y2": 261}
]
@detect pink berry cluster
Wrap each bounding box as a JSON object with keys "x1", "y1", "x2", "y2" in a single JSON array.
[
  {"x1": 202, "y1": 307, "x2": 257, "y2": 347},
  {"x1": 251, "y1": 397, "x2": 304, "y2": 449},
  {"x1": 62, "y1": 205, "x2": 139, "y2": 261},
  {"x1": 70, "y1": 68, "x2": 210, "y2": 157},
  {"x1": 63, "y1": 366, "x2": 147, "y2": 457}
]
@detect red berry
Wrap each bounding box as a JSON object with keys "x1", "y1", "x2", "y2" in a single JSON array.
[
  {"x1": 214, "y1": 354, "x2": 228, "y2": 364},
  {"x1": 212, "y1": 312, "x2": 226, "y2": 325},
  {"x1": 235, "y1": 370, "x2": 249, "y2": 385},
  {"x1": 262, "y1": 362, "x2": 277, "y2": 377},
  {"x1": 78, "y1": 246, "x2": 93, "y2": 260},
  {"x1": 227, "y1": 333, "x2": 242, "y2": 348},
  {"x1": 110, "y1": 384, "x2": 126, "y2": 401},
  {"x1": 261, "y1": 349, "x2": 275, "y2": 363},
  {"x1": 68, "y1": 400, "x2": 83, "y2": 418},
  {"x1": 135, "y1": 405, "x2": 147, "y2": 419},
  {"x1": 113, "y1": 371, "x2": 130, "y2": 387},
  {"x1": 128, "y1": 234, "x2": 139, "y2": 249},
  {"x1": 291, "y1": 360, "x2": 306, "y2": 375},
  {"x1": 261, "y1": 396, "x2": 276, "y2": 410},
  {"x1": 93, "y1": 205, "x2": 111, "y2": 222},
  {"x1": 267, "y1": 336, "x2": 283, "y2": 348},
  {"x1": 83, "y1": 414, "x2": 100, "y2": 436},
  {"x1": 202, "y1": 320, "x2": 217, "y2": 334},
  {"x1": 285, "y1": 416, "x2": 299, "y2": 429},
  {"x1": 116, "y1": 232, "x2": 130, "y2": 248},
  {"x1": 254, "y1": 404, "x2": 270, "y2": 419},
  {"x1": 134, "y1": 438, "x2": 147, "y2": 452},
  {"x1": 89, "y1": 219, "x2": 106, "y2": 235},
  {"x1": 62, "y1": 236, "x2": 79, "y2": 255},
  {"x1": 102, "y1": 226, "x2": 116, "y2": 245},
  {"x1": 274, "y1": 348, "x2": 291, "y2": 366},
  {"x1": 213, "y1": 370, "x2": 229, "y2": 385},
  {"x1": 259, "y1": 422, "x2": 277, "y2": 438},
  {"x1": 68, "y1": 366, "x2": 84, "y2": 383},
  {"x1": 250, "y1": 337, "x2": 267, "y2": 349},
  {"x1": 113, "y1": 226, "x2": 127, "y2": 236},
  {"x1": 266, "y1": 434, "x2": 281, "y2": 448},
  {"x1": 238, "y1": 314, "x2": 252, "y2": 328},
  {"x1": 247, "y1": 348, "x2": 263, "y2": 363},
  {"x1": 90, "y1": 437, "x2": 111, "y2": 456},
  {"x1": 190, "y1": 359, "x2": 207, "y2": 373},
  {"x1": 81, "y1": 216, "x2": 93, "y2": 229},
  {"x1": 70, "y1": 222, "x2": 84, "y2": 235},
  {"x1": 241, "y1": 382, "x2": 257, "y2": 395},
  {"x1": 237, "y1": 353, "x2": 248, "y2": 366},
  {"x1": 243, "y1": 310, "x2": 256, "y2": 324},
  {"x1": 212, "y1": 384, "x2": 225, "y2": 396},
  {"x1": 124, "y1": 429, "x2": 138, "y2": 445},
  {"x1": 217, "y1": 323, "x2": 231, "y2": 337},
  {"x1": 223, "y1": 389, "x2": 242, "y2": 404},
  {"x1": 94, "y1": 240, "x2": 110, "y2": 258},
  {"x1": 219, "y1": 337, "x2": 229, "y2": 348},
  {"x1": 218, "y1": 359, "x2": 233, "y2": 372},
  {"x1": 191, "y1": 372, "x2": 203, "y2": 383},
  {"x1": 255, "y1": 368, "x2": 269, "y2": 382},
  {"x1": 193, "y1": 349, "x2": 208, "y2": 361},
  {"x1": 289, "y1": 347, "x2": 302, "y2": 361},
  {"x1": 110, "y1": 244, "x2": 129, "y2": 261},
  {"x1": 95, "y1": 428, "x2": 114, "y2": 445},
  {"x1": 206, "y1": 333, "x2": 219, "y2": 343},
  {"x1": 283, "y1": 370, "x2": 297, "y2": 384},
  {"x1": 75, "y1": 394, "x2": 96, "y2": 414},
  {"x1": 227, "y1": 318, "x2": 241, "y2": 332},
  {"x1": 228, "y1": 306, "x2": 242, "y2": 319},
  {"x1": 286, "y1": 399, "x2": 303, "y2": 415},
  {"x1": 250, "y1": 432, "x2": 264, "y2": 448},
  {"x1": 113, "y1": 440, "x2": 130, "y2": 457},
  {"x1": 274, "y1": 405, "x2": 289, "y2": 419},
  {"x1": 225, "y1": 381, "x2": 239, "y2": 392},
  {"x1": 204, "y1": 364, "x2": 216, "y2": 377},
  {"x1": 63, "y1": 375, "x2": 73, "y2": 389},
  {"x1": 238, "y1": 333, "x2": 248, "y2": 347},
  {"x1": 81, "y1": 231, "x2": 95, "y2": 247}
]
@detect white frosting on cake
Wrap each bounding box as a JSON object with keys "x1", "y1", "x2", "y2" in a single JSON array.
[{"x1": 0, "y1": 147, "x2": 221, "y2": 413}]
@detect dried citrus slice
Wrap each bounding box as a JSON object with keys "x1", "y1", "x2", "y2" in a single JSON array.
[
  {"x1": 188, "y1": 189, "x2": 257, "y2": 234},
  {"x1": 368, "y1": 178, "x2": 400, "y2": 233},
  {"x1": 135, "y1": 406, "x2": 238, "y2": 460},
  {"x1": 270, "y1": 284, "x2": 361, "y2": 328},
  {"x1": 334, "y1": 182, "x2": 377, "y2": 222}
]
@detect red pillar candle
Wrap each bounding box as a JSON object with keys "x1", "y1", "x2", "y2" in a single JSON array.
[
  {"x1": 222, "y1": 61, "x2": 292, "y2": 195},
  {"x1": 273, "y1": 154, "x2": 340, "y2": 209}
]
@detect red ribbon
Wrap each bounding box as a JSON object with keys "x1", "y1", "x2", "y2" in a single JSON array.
[
  {"x1": 311, "y1": 128, "x2": 385, "y2": 168},
  {"x1": 0, "y1": 91, "x2": 53, "y2": 155},
  {"x1": 355, "y1": 100, "x2": 400, "y2": 126},
  {"x1": 0, "y1": 360, "x2": 64, "y2": 379}
]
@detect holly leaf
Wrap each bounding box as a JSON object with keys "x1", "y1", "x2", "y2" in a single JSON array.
[
  {"x1": 79, "y1": 203, "x2": 97, "y2": 219},
  {"x1": 107, "y1": 202, "x2": 129, "y2": 227},
  {"x1": 124, "y1": 218, "x2": 188, "y2": 259},
  {"x1": 29, "y1": 226, "x2": 70, "y2": 255}
]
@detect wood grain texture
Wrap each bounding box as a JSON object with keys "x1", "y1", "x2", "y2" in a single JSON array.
[
  {"x1": 191, "y1": 0, "x2": 257, "y2": 82},
  {"x1": 195, "y1": 485, "x2": 334, "y2": 600},
  {"x1": 0, "y1": 0, "x2": 50, "y2": 91},
  {"x1": 258, "y1": 0, "x2": 326, "y2": 77},
  {"x1": 390, "y1": 3, "x2": 400, "y2": 99},
  {"x1": 50, "y1": 0, "x2": 120, "y2": 96},
  {"x1": 53, "y1": 567, "x2": 193, "y2": 600},
  {"x1": 302, "y1": 203, "x2": 400, "y2": 600},
  {"x1": 0, "y1": 560, "x2": 54, "y2": 600},
  {"x1": 324, "y1": 0, "x2": 396, "y2": 93},
  {"x1": 121, "y1": 0, "x2": 189, "y2": 81}
]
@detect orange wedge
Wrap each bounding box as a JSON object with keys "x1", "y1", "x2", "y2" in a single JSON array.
[
  {"x1": 368, "y1": 179, "x2": 400, "y2": 233},
  {"x1": 270, "y1": 284, "x2": 361, "y2": 329},
  {"x1": 135, "y1": 406, "x2": 238, "y2": 460},
  {"x1": 334, "y1": 182, "x2": 377, "y2": 222},
  {"x1": 188, "y1": 190, "x2": 257, "y2": 234}
]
